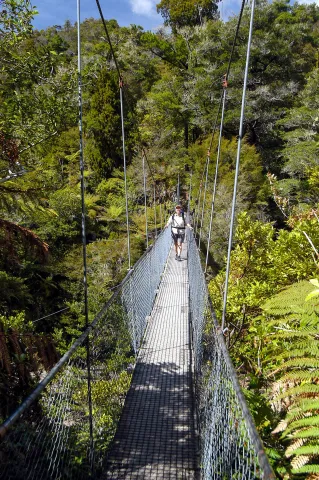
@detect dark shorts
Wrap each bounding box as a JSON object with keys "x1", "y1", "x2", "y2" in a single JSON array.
[{"x1": 171, "y1": 230, "x2": 185, "y2": 243}]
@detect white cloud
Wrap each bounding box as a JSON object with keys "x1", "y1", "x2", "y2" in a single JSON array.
[{"x1": 129, "y1": 0, "x2": 157, "y2": 17}]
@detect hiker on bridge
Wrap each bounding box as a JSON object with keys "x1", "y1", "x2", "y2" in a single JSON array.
[{"x1": 166, "y1": 205, "x2": 192, "y2": 261}]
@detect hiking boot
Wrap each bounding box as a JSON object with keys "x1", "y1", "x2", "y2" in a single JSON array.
[
  {"x1": 178, "y1": 255, "x2": 182, "y2": 261},
  {"x1": 175, "y1": 254, "x2": 178, "y2": 260}
]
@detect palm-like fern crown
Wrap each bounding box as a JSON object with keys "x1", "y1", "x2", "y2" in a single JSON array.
[{"x1": 262, "y1": 280, "x2": 319, "y2": 478}]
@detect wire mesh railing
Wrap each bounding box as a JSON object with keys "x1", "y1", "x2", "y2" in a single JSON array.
[
  {"x1": 0, "y1": 227, "x2": 171, "y2": 480},
  {"x1": 187, "y1": 228, "x2": 275, "y2": 480}
]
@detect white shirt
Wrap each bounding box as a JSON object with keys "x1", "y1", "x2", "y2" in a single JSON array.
[{"x1": 167, "y1": 213, "x2": 185, "y2": 234}]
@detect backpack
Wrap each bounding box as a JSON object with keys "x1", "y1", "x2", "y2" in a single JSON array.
[{"x1": 171, "y1": 211, "x2": 186, "y2": 229}]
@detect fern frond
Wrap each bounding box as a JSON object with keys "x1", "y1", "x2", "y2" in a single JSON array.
[
  {"x1": 291, "y1": 398, "x2": 319, "y2": 410},
  {"x1": 281, "y1": 370, "x2": 319, "y2": 382},
  {"x1": 291, "y1": 464, "x2": 319, "y2": 474},
  {"x1": 293, "y1": 427, "x2": 319, "y2": 439},
  {"x1": 278, "y1": 358, "x2": 319, "y2": 370},
  {"x1": 272, "y1": 419, "x2": 288, "y2": 434},
  {"x1": 274, "y1": 329, "x2": 319, "y2": 339},
  {"x1": 284, "y1": 416, "x2": 319, "y2": 436},
  {"x1": 291, "y1": 444, "x2": 319, "y2": 456},
  {"x1": 278, "y1": 345, "x2": 319, "y2": 360},
  {"x1": 291, "y1": 454, "x2": 310, "y2": 470},
  {"x1": 262, "y1": 281, "x2": 315, "y2": 316},
  {"x1": 286, "y1": 404, "x2": 319, "y2": 424},
  {"x1": 277, "y1": 384, "x2": 319, "y2": 399},
  {"x1": 286, "y1": 438, "x2": 305, "y2": 456}
]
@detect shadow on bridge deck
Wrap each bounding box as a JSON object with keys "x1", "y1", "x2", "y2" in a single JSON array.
[{"x1": 104, "y1": 241, "x2": 200, "y2": 479}]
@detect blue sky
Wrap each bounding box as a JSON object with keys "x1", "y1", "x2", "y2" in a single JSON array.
[
  {"x1": 32, "y1": 0, "x2": 318, "y2": 32},
  {"x1": 31, "y1": 0, "x2": 244, "y2": 31}
]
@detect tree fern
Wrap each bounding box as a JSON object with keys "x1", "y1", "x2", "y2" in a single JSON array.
[
  {"x1": 263, "y1": 280, "x2": 319, "y2": 327},
  {"x1": 262, "y1": 280, "x2": 319, "y2": 478}
]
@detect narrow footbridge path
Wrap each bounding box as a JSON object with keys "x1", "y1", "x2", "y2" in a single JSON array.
[{"x1": 105, "y1": 241, "x2": 198, "y2": 479}]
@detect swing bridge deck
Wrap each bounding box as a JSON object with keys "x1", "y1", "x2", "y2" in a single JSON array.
[{"x1": 105, "y1": 240, "x2": 199, "y2": 479}]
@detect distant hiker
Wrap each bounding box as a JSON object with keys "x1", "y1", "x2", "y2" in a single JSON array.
[{"x1": 166, "y1": 205, "x2": 192, "y2": 261}]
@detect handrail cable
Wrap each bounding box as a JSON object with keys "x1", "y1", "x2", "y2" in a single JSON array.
[
  {"x1": 222, "y1": 0, "x2": 256, "y2": 331},
  {"x1": 188, "y1": 228, "x2": 276, "y2": 478},
  {"x1": 95, "y1": 0, "x2": 131, "y2": 268},
  {"x1": 206, "y1": 297, "x2": 276, "y2": 479},
  {"x1": 76, "y1": 2, "x2": 94, "y2": 472}
]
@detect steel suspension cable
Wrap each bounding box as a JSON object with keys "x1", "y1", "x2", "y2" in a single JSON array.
[
  {"x1": 188, "y1": 170, "x2": 192, "y2": 214},
  {"x1": 225, "y1": 0, "x2": 246, "y2": 82},
  {"x1": 194, "y1": 161, "x2": 207, "y2": 236},
  {"x1": 195, "y1": 90, "x2": 223, "y2": 239},
  {"x1": 95, "y1": 0, "x2": 121, "y2": 80},
  {"x1": 153, "y1": 184, "x2": 157, "y2": 239},
  {"x1": 222, "y1": 0, "x2": 256, "y2": 331},
  {"x1": 32, "y1": 307, "x2": 69, "y2": 323},
  {"x1": 76, "y1": 1, "x2": 94, "y2": 472},
  {"x1": 205, "y1": 87, "x2": 227, "y2": 273},
  {"x1": 198, "y1": 152, "x2": 210, "y2": 250},
  {"x1": 142, "y1": 148, "x2": 159, "y2": 237},
  {"x1": 142, "y1": 154, "x2": 149, "y2": 247},
  {"x1": 120, "y1": 83, "x2": 132, "y2": 268},
  {"x1": 160, "y1": 202, "x2": 163, "y2": 231},
  {"x1": 95, "y1": 0, "x2": 131, "y2": 268},
  {"x1": 196, "y1": 0, "x2": 245, "y2": 249}
]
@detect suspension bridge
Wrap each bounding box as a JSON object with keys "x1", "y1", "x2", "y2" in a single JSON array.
[
  {"x1": 0, "y1": 0, "x2": 278, "y2": 478},
  {"x1": 0, "y1": 226, "x2": 274, "y2": 479}
]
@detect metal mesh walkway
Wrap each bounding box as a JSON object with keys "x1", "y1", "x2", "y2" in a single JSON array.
[{"x1": 104, "y1": 239, "x2": 199, "y2": 479}]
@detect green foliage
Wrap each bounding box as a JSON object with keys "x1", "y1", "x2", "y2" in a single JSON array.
[
  {"x1": 1, "y1": 1, "x2": 319, "y2": 474},
  {"x1": 262, "y1": 282, "x2": 319, "y2": 478},
  {"x1": 156, "y1": 0, "x2": 219, "y2": 30}
]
